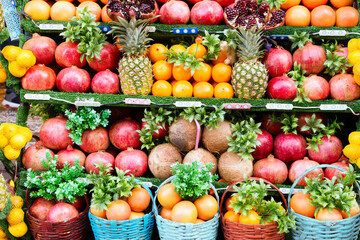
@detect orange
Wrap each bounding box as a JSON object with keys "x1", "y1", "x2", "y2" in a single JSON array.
[
  {"x1": 152, "y1": 80, "x2": 172, "y2": 97},
  {"x1": 128, "y1": 187, "x2": 151, "y2": 212},
  {"x1": 50, "y1": 1, "x2": 75, "y2": 21},
  {"x1": 212, "y1": 50, "x2": 227, "y2": 65},
  {"x1": 302, "y1": 0, "x2": 328, "y2": 9},
  {"x1": 193, "y1": 63, "x2": 212, "y2": 82},
  {"x1": 225, "y1": 195, "x2": 238, "y2": 212},
  {"x1": 129, "y1": 212, "x2": 145, "y2": 220},
  {"x1": 194, "y1": 195, "x2": 218, "y2": 221},
  {"x1": 193, "y1": 82, "x2": 213, "y2": 98},
  {"x1": 188, "y1": 43, "x2": 207, "y2": 59},
  {"x1": 172, "y1": 65, "x2": 192, "y2": 81},
  {"x1": 148, "y1": 43, "x2": 168, "y2": 63},
  {"x1": 280, "y1": 0, "x2": 301, "y2": 10},
  {"x1": 101, "y1": 6, "x2": 112, "y2": 22},
  {"x1": 290, "y1": 192, "x2": 316, "y2": 218},
  {"x1": 238, "y1": 210, "x2": 261, "y2": 225},
  {"x1": 100, "y1": 0, "x2": 108, "y2": 4},
  {"x1": 311, "y1": 5, "x2": 336, "y2": 27},
  {"x1": 157, "y1": 183, "x2": 182, "y2": 209},
  {"x1": 153, "y1": 60, "x2": 172, "y2": 81},
  {"x1": 169, "y1": 44, "x2": 187, "y2": 54},
  {"x1": 171, "y1": 201, "x2": 198, "y2": 223},
  {"x1": 341, "y1": 200, "x2": 360, "y2": 218},
  {"x1": 160, "y1": 207, "x2": 172, "y2": 220},
  {"x1": 212, "y1": 63, "x2": 232, "y2": 83},
  {"x1": 24, "y1": 1, "x2": 51, "y2": 20},
  {"x1": 76, "y1": 1, "x2": 101, "y2": 22},
  {"x1": 224, "y1": 210, "x2": 239, "y2": 222},
  {"x1": 315, "y1": 208, "x2": 343, "y2": 221},
  {"x1": 173, "y1": 81, "x2": 193, "y2": 97},
  {"x1": 90, "y1": 206, "x2": 106, "y2": 218},
  {"x1": 285, "y1": 6, "x2": 311, "y2": 27},
  {"x1": 78, "y1": 0, "x2": 96, "y2": 3},
  {"x1": 106, "y1": 200, "x2": 131, "y2": 221},
  {"x1": 336, "y1": 7, "x2": 359, "y2": 27},
  {"x1": 214, "y1": 82, "x2": 234, "y2": 98},
  {"x1": 330, "y1": 0, "x2": 354, "y2": 8}
]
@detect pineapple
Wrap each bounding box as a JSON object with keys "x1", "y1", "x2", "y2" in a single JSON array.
[
  {"x1": 109, "y1": 17, "x2": 153, "y2": 96},
  {"x1": 0, "y1": 2, "x2": 4, "y2": 32},
  {"x1": 0, "y1": 174, "x2": 10, "y2": 211},
  {"x1": 231, "y1": 28, "x2": 268, "y2": 99}
]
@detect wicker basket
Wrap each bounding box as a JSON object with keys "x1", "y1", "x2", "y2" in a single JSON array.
[
  {"x1": 26, "y1": 190, "x2": 91, "y2": 240},
  {"x1": 88, "y1": 183, "x2": 155, "y2": 240},
  {"x1": 288, "y1": 164, "x2": 360, "y2": 240},
  {"x1": 220, "y1": 177, "x2": 287, "y2": 240},
  {"x1": 153, "y1": 176, "x2": 220, "y2": 240}
]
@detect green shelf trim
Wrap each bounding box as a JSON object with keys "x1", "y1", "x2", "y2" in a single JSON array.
[{"x1": 16, "y1": 104, "x2": 29, "y2": 127}]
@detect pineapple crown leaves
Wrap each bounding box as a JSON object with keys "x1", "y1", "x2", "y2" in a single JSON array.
[
  {"x1": 224, "y1": 29, "x2": 238, "y2": 49},
  {"x1": 171, "y1": 161, "x2": 218, "y2": 200},
  {"x1": 289, "y1": 32, "x2": 312, "y2": 51},
  {"x1": 257, "y1": 0, "x2": 286, "y2": 10},
  {"x1": 180, "y1": 106, "x2": 226, "y2": 130},
  {"x1": 280, "y1": 113, "x2": 298, "y2": 134},
  {"x1": 322, "y1": 42, "x2": 351, "y2": 76},
  {"x1": 227, "y1": 117, "x2": 262, "y2": 160},
  {"x1": 288, "y1": 62, "x2": 312, "y2": 103},
  {"x1": 60, "y1": 7, "x2": 108, "y2": 61},
  {"x1": 166, "y1": 50, "x2": 203, "y2": 76},
  {"x1": 235, "y1": 27, "x2": 266, "y2": 62},
  {"x1": 202, "y1": 31, "x2": 221, "y2": 62}
]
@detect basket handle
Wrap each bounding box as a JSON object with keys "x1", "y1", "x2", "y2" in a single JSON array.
[{"x1": 219, "y1": 177, "x2": 288, "y2": 214}]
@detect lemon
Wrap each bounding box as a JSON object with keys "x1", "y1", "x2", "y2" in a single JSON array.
[
  {"x1": 9, "y1": 134, "x2": 27, "y2": 150},
  {"x1": 0, "y1": 69, "x2": 7, "y2": 83},
  {"x1": 8, "y1": 61, "x2": 27, "y2": 78},
  {"x1": 6, "y1": 208, "x2": 24, "y2": 225},
  {"x1": 349, "y1": 131, "x2": 360, "y2": 145},
  {"x1": 354, "y1": 74, "x2": 360, "y2": 86},
  {"x1": 17, "y1": 127, "x2": 32, "y2": 142},
  {"x1": 348, "y1": 51, "x2": 360, "y2": 65},
  {"x1": 16, "y1": 50, "x2": 36, "y2": 68},
  {"x1": 0, "y1": 134, "x2": 8, "y2": 149},
  {"x1": 8, "y1": 222, "x2": 27, "y2": 238},
  {"x1": 1, "y1": 46, "x2": 22, "y2": 62},
  {"x1": 3, "y1": 124, "x2": 18, "y2": 139},
  {"x1": 0, "y1": 227, "x2": 6, "y2": 238},
  {"x1": 348, "y1": 38, "x2": 360, "y2": 52},
  {"x1": 10, "y1": 196, "x2": 23, "y2": 209},
  {"x1": 3, "y1": 145, "x2": 20, "y2": 160},
  {"x1": 343, "y1": 144, "x2": 360, "y2": 160}
]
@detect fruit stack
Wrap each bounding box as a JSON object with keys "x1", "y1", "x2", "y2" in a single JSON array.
[
  {"x1": 1, "y1": 46, "x2": 36, "y2": 78},
  {"x1": 343, "y1": 131, "x2": 360, "y2": 167},
  {"x1": 6, "y1": 196, "x2": 27, "y2": 238}
]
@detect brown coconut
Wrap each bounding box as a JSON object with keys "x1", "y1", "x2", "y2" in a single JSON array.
[
  {"x1": 218, "y1": 151, "x2": 253, "y2": 183},
  {"x1": 202, "y1": 120, "x2": 232, "y2": 154},
  {"x1": 169, "y1": 117, "x2": 198, "y2": 152},
  {"x1": 183, "y1": 148, "x2": 218, "y2": 174},
  {"x1": 148, "y1": 143, "x2": 182, "y2": 179}
]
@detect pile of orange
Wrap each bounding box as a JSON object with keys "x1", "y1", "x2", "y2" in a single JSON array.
[
  {"x1": 283, "y1": 0, "x2": 358, "y2": 27},
  {"x1": 157, "y1": 183, "x2": 218, "y2": 224}
]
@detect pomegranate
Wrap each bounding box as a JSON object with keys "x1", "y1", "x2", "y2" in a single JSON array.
[
  {"x1": 302, "y1": 75, "x2": 330, "y2": 100},
  {"x1": 259, "y1": 112, "x2": 283, "y2": 136},
  {"x1": 57, "y1": 145, "x2": 86, "y2": 169},
  {"x1": 267, "y1": 75, "x2": 297, "y2": 100},
  {"x1": 55, "y1": 41, "x2": 86, "y2": 68},
  {"x1": 115, "y1": 148, "x2": 148, "y2": 177},
  {"x1": 23, "y1": 33, "x2": 57, "y2": 65},
  {"x1": 40, "y1": 116, "x2": 73, "y2": 150},
  {"x1": 47, "y1": 203, "x2": 79, "y2": 223},
  {"x1": 80, "y1": 126, "x2": 110, "y2": 153},
  {"x1": 289, "y1": 158, "x2": 324, "y2": 186},
  {"x1": 274, "y1": 133, "x2": 307, "y2": 163},
  {"x1": 21, "y1": 64, "x2": 56, "y2": 91},
  {"x1": 264, "y1": 47, "x2": 293, "y2": 78},
  {"x1": 293, "y1": 42, "x2": 326, "y2": 75},
  {"x1": 335, "y1": 46, "x2": 351, "y2": 72},
  {"x1": 71, "y1": 196, "x2": 86, "y2": 212},
  {"x1": 109, "y1": 118, "x2": 141, "y2": 150},
  {"x1": 107, "y1": 0, "x2": 159, "y2": 22},
  {"x1": 29, "y1": 198, "x2": 56, "y2": 221},
  {"x1": 85, "y1": 151, "x2": 115, "y2": 174},
  {"x1": 190, "y1": 0, "x2": 224, "y2": 25},
  {"x1": 56, "y1": 66, "x2": 91, "y2": 93},
  {"x1": 308, "y1": 136, "x2": 343, "y2": 164},
  {"x1": 141, "y1": 121, "x2": 169, "y2": 139},
  {"x1": 159, "y1": 0, "x2": 190, "y2": 24},
  {"x1": 213, "y1": 0, "x2": 234, "y2": 7},
  {"x1": 251, "y1": 129, "x2": 273, "y2": 160},
  {"x1": 91, "y1": 69, "x2": 120, "y2": 94},
  {"x1": 87, "y1": 44, "x2": 121, "y2": 72},
  {"x1": 22, "y1": 145, "x2": 55, "y2": 171},
  {"x1": 253, "y1": 155, "x2": 288, "y2": 184},
  {"x1": 324, "y1": 160, "x2": 350, "y2": 181},
  {"x1": 296, "y1": 112, "x2": 326, "y2": 135},
  {"x1": 329, "y1": 74, "x2": 360, "y2": 101}
]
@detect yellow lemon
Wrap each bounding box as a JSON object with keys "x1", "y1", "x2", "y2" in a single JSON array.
[
  {"x1": 343, "y1": 143, "x2": 360, "y2": 160},
  {"x1": 0, "y1": 227, "x2": 6, "y2": 238},
  {"x1": 0, "y1": 69, "x2": 7, "y2": 83},
  {"x1": 354, "y1": 74, "x2": 360, "y2": 86},
  {"x1": 8, "y1": 222, "x2": 27, "y2": 238},
  {"x1": 3, "y1": 145, "x2": 20, "y2": 160},
  {"x1": 349, "y1": 131, "x2": 360, "y2": 145},
  {"x1": 6, "y1": 208, "x2": 24, "y2": 225},
  {"x1": 8, "y1": 61, "x2": 27, "y2": 78},
  {"x1": 0, "y1": 134, "x2": 8, "y2": 149},
  {"x1": 1, "y1": 46, "x2": 22, "y2": 62},
  {"x1": 348, "y1": 38, "x2": 360, "y2": 52},
  {"x1": 17, "y1": 127, "x2": 32, "y2": 142},
  {"x1": 3, "y1": 124, "x2": 18, "y2": 139},
  {"x1": 16, "y1": 50, "x2": 36, "y2": 68},
  {"x1": 9, "y1": 134, "x2": 27, "y2": 150},
  {"x1": 10, "y1": 196, "x2": 24, "y2": 209},
  {"x1": 348, "y1": 51, "x2": 360, "y2": 65}
]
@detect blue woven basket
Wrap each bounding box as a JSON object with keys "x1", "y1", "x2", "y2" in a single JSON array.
[
  {"x1": 153, "y1": 175, "x2": 220, "y2": 240},
  {"x1": 89, "y1": 183, "x2": 155, "y2": 240},
  {"x1": 288, "y1": 164, "x2": 360, "y2": 240}
]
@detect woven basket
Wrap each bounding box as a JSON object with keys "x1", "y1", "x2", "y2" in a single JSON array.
[
  {"x1": 220, "y1": 177, "x2": 287, "y2": 240},
  {"x1": 288, "y1": 164, "x2": 360, "y2": 240},
  {"x1": 26, "y1": 190, "x2": 91, "y2": 240},
  {"x1": 153, "y1": 175, "x2": 220, "y2": 240},
  {"x1": 88, "y1": 183, "x2": 155, "y2": 240}
]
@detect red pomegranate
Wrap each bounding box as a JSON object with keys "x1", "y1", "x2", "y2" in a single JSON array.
[
  {"x1": 264, "y1": 47, "x2": 293, "y2": 78},
  {"x1": 302, "y1": 75, "x2": 330, "y2": 100},
  {"x1": 29, "y1": 198, "x2": 56, "y2": 221},
  {"x1": 296, "y1": 112, "x2": 326, "y2": 135},
  {"x1": 259, "y1": 112, "x2": 283, "y2": 136},
  {"x1": 253, "y1": 155, "x2": 288, "y2": 184},
  {"x1": 109, "y1": 118, "x2": 141, "y2": 150},
  {"x1": 40, "y1": 116, "x2": 73, "y2": 150},
  {"x1": 55, "y1": 41, "x2": 86, "y2": 68},
  {"x1": 308, "y1": 136, "x2": 343, "y2": 164},
  {"x1": 80, "y1": 126, "x2": 110, "y2": 153},
  {"x1": 212, "y1": 0, "x2": 234, "y2": 7},
  {"x1": 274, "y1": 133, "x2": 307, "y2": 163},
  {"x1": 251, "y1": 129, "x2": 273, "y2": 160},
  {"x1": 289, "y1": 158, "x2": 324, "y2": 186},
  {"x1": 267, "y1": 75, "x2": 297, "y2": 100},
  {"x1": 91, "y1": 69, "x2": 119, "y2": 94},
  {"x1": 115, "y1": 148, "x2": 148, "y2": 177},
  {"x1": 329, "y1": 74, "x2": 360, "y2": 101},
  {"x1": 324, "y1": 160, "x2": 350, "y2": 181},
  {"x1": 335, "y1": 47, "x2": 351, "y2": 72},
  {"x1": 141, "y1": 121, "x2": 169, "y2": 139},
  {"x1": 22, "y1": 33, "x2": 57, "y2": 65},
  {"x1": 56, "y1": 66, "x2": 91, "y2": 93},
  {"x1": 107, "y1": 0, "x2": 159, "y2": 22},
  {"x1": 57, "y1": 145, "x2": 86, "y2": 169},
  {"x1": 22, "y1": 145, "x2": 55, "y2": 171},
  {"x1": 87, "y1": 44, "x2": 121, "y2": 72},
  {"x1": 159, "y1": 0, "x2": 191, "y2": 24},
  {"x1": 190, "y1": 0, "x2": 224, "y2": 25},
  {"x1": 47, "y1": 203, "x2": 79, "y2": 223},
  {"x1": 293, "y1": 42, "x2": 327, "y2": 75},
  {"x1": 21, "y1": 64, "x2": 56, "y2": 91},
  {"x1": 85, "y1": 151, "x2": 115, "y2": 174}
]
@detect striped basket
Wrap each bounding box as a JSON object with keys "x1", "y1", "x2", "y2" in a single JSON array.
[
  {"x1": 153, "y1": 176, "x2": 220, "y2": 240},
  {"x1": 288, "y1": 164, "x2": 360, "y2": 240},
  {"x1": 89, "y1": 183, "x2": 155, "y2": 240}
]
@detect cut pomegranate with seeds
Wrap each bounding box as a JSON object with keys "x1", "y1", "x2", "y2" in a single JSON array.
[{"x1": 107, "y1": 0, "x2": 159, "y2": 22}]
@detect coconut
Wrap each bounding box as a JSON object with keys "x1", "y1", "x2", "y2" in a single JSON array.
[
  {"x1": 169, "y1": 117, "x2": 197, "y2": 152},
  {"x1": 218, "y1": 151, "x2": 253, "y2": 183},
  {"x1": 148, "y1": 143, "x2": 182, "y2": 179},
  {"x1": 183, "y1": 148, "x2": 218, "y2": 174},
  {"x1": 202, "y1": 120, "x2": 232, "y2": 154}
]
